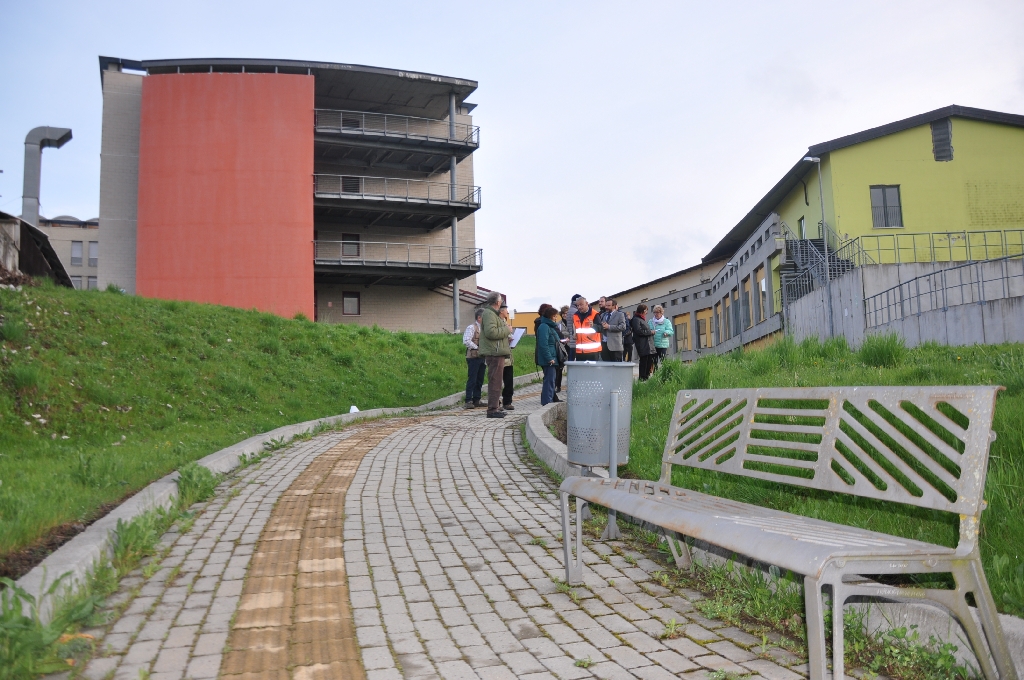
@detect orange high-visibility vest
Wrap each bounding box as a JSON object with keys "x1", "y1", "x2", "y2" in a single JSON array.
[{"x1": 573, "y1": 308, "x2": 602, "y2": 355}]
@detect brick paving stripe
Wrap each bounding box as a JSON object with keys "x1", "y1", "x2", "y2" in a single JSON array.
[{"x1": 77, "y1": 385, "x2": 809, "y2": 679}]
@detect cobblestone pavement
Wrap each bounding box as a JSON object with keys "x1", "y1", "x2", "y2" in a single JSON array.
[{"x1": 78, "y1": 385, "x2": 810, "y2": 679}]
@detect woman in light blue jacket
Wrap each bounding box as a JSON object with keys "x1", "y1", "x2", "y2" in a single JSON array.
[{"x1": 650, "y1": 305, "x2": 674, "y2": 372}]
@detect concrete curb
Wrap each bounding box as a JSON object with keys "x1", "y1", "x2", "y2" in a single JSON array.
[
  {"x1": 16, "y1": 370, "x2": 543, "y2": 618},
  {"x1": 522, "y1": 401, "x2": 1024, "y2": 672}
]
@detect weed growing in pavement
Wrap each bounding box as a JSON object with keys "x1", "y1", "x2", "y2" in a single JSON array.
[
  {"x1": 707, "y1": 671, "x2": 751, "y2": 680},
  {"x1": 573, "y1": 656, "x2": 593, "y2": 668},
  {"x1": 528, "y1": 537, "x2": 547, "y2": 547},
  {"x1": 660, "y1": 618, "x2": 684, "y2": 639},
  {"x1": 176, "y1": 462, "x2": 219, "y2": 509},
  {"x1": 0, "y1": 572, "x2": 101, "y2": 680}
]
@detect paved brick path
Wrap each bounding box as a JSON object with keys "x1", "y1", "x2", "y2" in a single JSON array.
[{"x1": 78, "y1": 386, "x2": 809, "y2": 680}]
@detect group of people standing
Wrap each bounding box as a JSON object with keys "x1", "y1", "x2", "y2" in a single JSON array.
[
  {"x1": 462, "y1": 291, "x2": 676, "y2": 415},
  {"x1": 533, "y1": 295, "x2": 675, "y2": 405}
]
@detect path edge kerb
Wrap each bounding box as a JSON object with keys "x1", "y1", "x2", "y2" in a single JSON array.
[
  {"x1": 523, "y1": 401, "x2": 1024, "y2": 672},
  {"x1": 17, "y1": 371, "x2": 543, "y2": 615}
]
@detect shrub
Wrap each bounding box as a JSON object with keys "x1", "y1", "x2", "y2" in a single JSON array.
[
  {"x1": 768, "y1": 336, "x2": 799, "y2": 369},
  {"x1": 859, "y1": 332, "x2": 907, "y2": 368},
  {"x1": 293, "y1": 312, "x2": 309, "y2": 321},
  {"x1": 105, "y1": 283, "x2": 123, "y2": 294},
  {"x1": 9, "y1": 364, "x2": 44, "y2": 394},
  {"x1": 176, "y1": 463, "x2": 218, "y2": 509},
  {"x1": 0, "y1": 320, "x2": 27, "y2": 344},
  {"x1": 111, "y1": 512, "x2": 162, "y2": 575},
  {"x1": 654, "y1": 358, "x2": 686, "y2": 386},
  {"x1": 685, "y1": 360, "x2": 712, "y2": 389}
]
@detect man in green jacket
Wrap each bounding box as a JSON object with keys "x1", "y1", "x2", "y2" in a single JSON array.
[{"x1": 478, "y1": 290, "x2": 511, "y2": 418}]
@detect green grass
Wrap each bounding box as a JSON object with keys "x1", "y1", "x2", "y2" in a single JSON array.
[
  {"x1": 0, "y1": 281, "x2": 537, "y2": 558},
  {"x1": 628, "y1": 336, "x2": 1024, "y2": 616}
]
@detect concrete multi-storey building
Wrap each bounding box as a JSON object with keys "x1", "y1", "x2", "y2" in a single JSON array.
[
  {"x1": 97, "y1": 56, "x2": 483, "y2": 332},
  {"x1": 36, "y1": 216, "x2": 100, "y2": 290},
  {"x1": 614, "y1": 105, "x2": 1024, "y2": 357}
]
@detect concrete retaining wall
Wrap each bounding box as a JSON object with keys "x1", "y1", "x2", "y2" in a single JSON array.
[
  {"x1": 788, "y1": 262, "x2": 1024, "y2": 349},
  {"x1": 523, "y1": 402, "x2": 1024, "y2": 672},
  {"x1": 17, "y1": 371, "x2": 542, "y2": 619}
]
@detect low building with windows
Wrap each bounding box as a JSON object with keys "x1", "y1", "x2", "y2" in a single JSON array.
[
  {"x1": 36, "y1": 216, "x2": 100, "y2": 289},
  {"x1": 616, "y1": 105, "x2": 1024, "y2": 358},
  {"x1": 96, "y1": 56, "x2": 483, "y2": 332}
]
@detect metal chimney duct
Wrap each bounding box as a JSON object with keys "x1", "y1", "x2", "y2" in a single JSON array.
[{"x1": 22, "y1": 126, "x2": 72, "y2": 227}]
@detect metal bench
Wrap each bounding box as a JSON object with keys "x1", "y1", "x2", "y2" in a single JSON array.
[{"x1": 559, "y1": 386, "x2": 1017, "y2": 680}]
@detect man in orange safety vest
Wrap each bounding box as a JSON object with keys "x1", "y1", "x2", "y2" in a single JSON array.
[{"x1": 570, "y1": 297, "x2": 602, "y2": 360}]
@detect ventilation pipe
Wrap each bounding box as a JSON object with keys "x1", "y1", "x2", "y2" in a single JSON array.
[{"x1": 22, "y1": 127, "x2": 72, "y2": 227}]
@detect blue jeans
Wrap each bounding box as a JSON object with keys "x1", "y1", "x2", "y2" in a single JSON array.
[
  {"x1": 541, "y1": 365, "x2": 558, "y2": 405},
  {"x1": 465, "y1": 356, "x2": 485, "y2": 402}
]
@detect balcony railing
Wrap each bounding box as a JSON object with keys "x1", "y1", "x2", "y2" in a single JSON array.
[
  {"x1": 314, "y1": 241, "x2": 483, "y2": 269},
  {"x1": 314, "y1": 174, "x2": 481, "y2": 206},
  {"x1": 860, "y1": 229, "x2": 1024, "y2": 264},
  {"x1": 315, "y1": 109, "x2": 480, "y2": 146}
]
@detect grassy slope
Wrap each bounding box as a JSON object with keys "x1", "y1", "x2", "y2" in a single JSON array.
[
  {"x1": 0, "y1": 282, "x2": 537, "y2": 557},
  {"x1": 627, "y1": 337, "x2": 1024, "y2": 616}
]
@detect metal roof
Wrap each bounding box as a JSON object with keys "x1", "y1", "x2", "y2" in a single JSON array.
[
  {"x1": 702, "y1": 105, "x2": 1024, "y2": 263},
  {"x1": 98, "y1": 56, "x2": 478, "y2": 119}
]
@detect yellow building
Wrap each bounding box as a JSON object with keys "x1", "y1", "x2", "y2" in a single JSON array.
[{"x1": 627, "y1": 105, "x2": 1024, "y2": 358}]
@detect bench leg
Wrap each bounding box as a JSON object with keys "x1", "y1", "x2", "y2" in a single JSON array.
[
  {"x1": 949, "y1": 559, "x2": 1016, "y2": 680},
  {"x1": 560, "y1": 492, "x2": 584, "y2": 585},
  {"x1": 804, "y1": 575, "x2": 829, "y2": 680},
  {"x1": 664, "y1": 530, "x2": 692, "y2": 571},
  {"x1": 832, "y1": 583, "x2": 847, "y2": 680}
]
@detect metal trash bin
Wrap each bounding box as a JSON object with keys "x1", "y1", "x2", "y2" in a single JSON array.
[{"x1": 566, "y1": 361, "x2": 633, "y2": 467}]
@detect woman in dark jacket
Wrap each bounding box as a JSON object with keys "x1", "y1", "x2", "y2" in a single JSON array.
[
  {"x1": 631, "y1": 304, "x2": 656, "y2": 381},
  {"x1": 535, "y1": 306, "x2": 561, "y2": 405}
]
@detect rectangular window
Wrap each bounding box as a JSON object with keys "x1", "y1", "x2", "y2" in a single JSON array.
[
  {"x1": 798, "y1": 217, "x2": 806, "y2": 239},
  {"x1": 930, "y1": 118, "x2": 953, "y2": 161},
  {"x1": 342, "y1": 233, "x2": 360, "y2": 257},
  {"x1": 71, "y1": 241, "x2": 83, "y2": 266},
  {"x1": 674, "y1": 321, "x2": 688, "y2": 352},
  {"x1": 87, "y1": 276, "x2": 98, "y2": 290},
  {"x1": 71, "y1": 276, "x2": 82, "y2": 290},
  {"x1": 342, "y1": 292, "x2": 361, "y2": 315},
  {"x1": 88, "y1": 241, "x2": 98, "y2": 267},
  {"x1": 742, "y1": 277, "x2": 753, "y2": 329},
  {"x1": 871, "y1": 185, "x2": 903, "y2": 229}
]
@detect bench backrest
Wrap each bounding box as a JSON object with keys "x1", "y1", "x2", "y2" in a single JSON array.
[{"x1": 662, "y1": 386, "x2": 1000, "y2": 517}]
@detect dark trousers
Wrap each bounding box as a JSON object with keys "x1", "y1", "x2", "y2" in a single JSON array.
[
  {"x1": 601, "y1": 343, "x2": 612, "y2": 361},
  {"x1": 465, "y1": 356, "x2": 485, "y2": 403},
  {"x1": 502, "y1": 365, "x2": 514, "y2": 406},
  {"x1": 576, "y1": 351, "x2": 601, "y2": 362},
  {"x1": 639, "y1": 354, "x2": 655, "y2": 381},
  {"x1": 653, "y1": 347, "x2": 668, "y2": 372},
  {"x1": 541, "y1": 365, "x2": 558, "y2": 405},
  {"x1": 608, "y1": 350, "x2": 623, "y2": 362},
  {"x1": 484, "y1": 355, "x2": 505, "y2": 412},
  {"x1": 568, "y1": 347, "x2": 576, "y2": 362},
  {"x1": 554, "y1": 363, "x2": 563, "y2": 391},
  {"x1": 623, "y1": 344, "x2": 633, "y2": 363}
]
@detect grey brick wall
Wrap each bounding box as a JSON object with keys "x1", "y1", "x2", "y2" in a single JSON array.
[{"x1": 97, "y1": 69, "x2": 143, "y2": 294}]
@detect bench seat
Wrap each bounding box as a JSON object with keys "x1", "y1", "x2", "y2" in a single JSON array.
[{"x1": 561, "y1": 476, "x2": 951, "y2": 578}]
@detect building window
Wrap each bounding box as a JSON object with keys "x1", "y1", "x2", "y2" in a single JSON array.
[
  {"x1": 87, "y1": 276, "x2": 98, "y2": 290},
  {"x1": 71, "y1": 276, "x2": 82, "y2": 289},
  {"x1": 88, "y1": 241, "x2": 98, "y2": 267},
  {"x1": 71, "y1": 241, "x2": 83, "y2": 266},
  {"x1": 870, "y1": 185, "x2": 903, "y2": 229},
  {"x1": 342, "y1": 234, "x2": 361, "y2": 257},
  {"x1": 798, "y1": 217, "x2": 806, "y2": 239},
  {"x1": 342, "y1": 292, "x2": 361, "y2": 315},
  {"x1": 930, "y1": 118, "x2": 953, "y2": 161},
  {"x1": 674, "y1": 321, "x2": 688, "y2": 352}
]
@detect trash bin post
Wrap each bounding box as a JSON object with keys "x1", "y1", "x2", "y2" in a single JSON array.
[{"x1": 601, "y1": 389, "x2": 622, "y2": 541}]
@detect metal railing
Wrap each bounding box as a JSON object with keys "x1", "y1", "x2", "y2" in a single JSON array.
[
  {"x1": 313, "y1": 175, "x2": 481, "y2": 206},
  {"x1": 860, "y1": 229, "x2": 1024, "y2": 264},
  {"x1": 314, "y1": 241, "x2": 483, "y2": 269},
  {"x1": 864, "y1": 255, "x2": 1024, "y2": 328},
  {"x1": 315, "y1": 109, "x2": 480, "y2": 146}
]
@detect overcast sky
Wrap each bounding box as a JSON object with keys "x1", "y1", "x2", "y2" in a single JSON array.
[{"x1": 2, "y1": 0, "x2": 1023, "y2": 313}]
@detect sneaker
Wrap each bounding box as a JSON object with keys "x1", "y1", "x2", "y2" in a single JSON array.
[
  {"x1": 473, "y1": 400, "x2": 484, "y2": 408},
  {"x1": 503, "y1": 404, "x2": 515, "y2": 411},
  {"x1": 464, "y1": 402, "x2": 475, "y2": 410},
  {"x1": 486, "y1": 411, "x2": 506, "y2": 418},
  {"x1": 552, "y1": 395, "x2": 561, "y2": 402}
]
